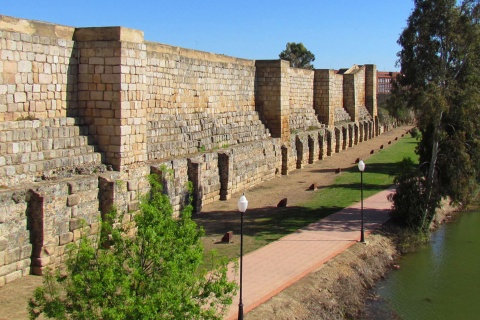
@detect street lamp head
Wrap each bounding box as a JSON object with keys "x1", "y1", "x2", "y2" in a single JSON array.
[
  {"x1": 358, "y1": 160, "x2": 365, "y2": 172},
  {"x1": 238, "y1": 194, "x2": 248, "y2": 213}
]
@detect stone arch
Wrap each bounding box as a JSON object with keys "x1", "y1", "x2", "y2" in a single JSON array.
[
  {"x1": 27, "y1": 190, "x2": 44, "y2": 275},
  {"x1": 354, "y1": 123, "x2": 359, "y2": 145},
  {"x1": 308, "y1": 135, "x2": 315, "y2": 164},
  {"x1": 348, "y1": 124, "x2": 354, "y2": 147},
  {"x1": 326, "y1": 130, "x2": 333, "y2": 156},
  {"x1": 281, "y1": 145, "x2": 289, "y2": 175},
  {"x1": 342, "y1": 126, "x2": 348, "y2": 150},
  {"x1": 335, "y1": 127, "x2": 341, "y2": 153},
  {"x1": 318, "y1": 132, "x2": 325, "y2": 160},
  {"x1": 296, "y1": 136, "x2": 303, "y2": 169}
]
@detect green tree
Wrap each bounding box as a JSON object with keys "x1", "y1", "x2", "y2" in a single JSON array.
[
  {"x1": 29, "y1": 175, "x2": 236, "y2": 319},
  {"x1": 391, "y1": 0, "x2": 480, "y2": 231},
  {"x1": 279, "y1": 42, "x2": 315, "y2": 69}
]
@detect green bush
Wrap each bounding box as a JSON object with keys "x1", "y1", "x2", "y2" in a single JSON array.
[
  {"x1": 390, "y1": 157, "x2": 426, "y2": 231},
  {"x1": 29, "y1": 174, "x2": 236, "y2": 320}
]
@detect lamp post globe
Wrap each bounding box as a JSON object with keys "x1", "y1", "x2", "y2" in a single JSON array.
[
  {"x1": 358, "y1": 160, "x2": 365, "y2": 243},
  {"x1": 237, "y1": 194, "x2": 248, "y2": 320},
  {"x1": 358, "y1": 159, "x2": 365, "y2": 172}
]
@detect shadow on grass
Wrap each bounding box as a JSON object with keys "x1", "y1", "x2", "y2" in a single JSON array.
[
  {"x1": 194, "y1": 205, "x2": 341, "y2": 240},
  {"x1": 194, "y1": 204, "x2": 392, "y2": 245}
]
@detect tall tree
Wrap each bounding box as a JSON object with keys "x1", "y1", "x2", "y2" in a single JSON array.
[
  {"x1": 279, "y1": 42, "x2": 315, "y2": 69},
  {"x1": 29, "y1": 175, "x2": 236, "y2": 319},
  {"x1": 392, "y1": 0, "x2": 480, "y2": 231}
]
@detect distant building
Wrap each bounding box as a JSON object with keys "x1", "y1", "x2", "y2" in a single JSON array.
[{"x1": 377, "y1": 71, "x2": 400, "y2": 94}]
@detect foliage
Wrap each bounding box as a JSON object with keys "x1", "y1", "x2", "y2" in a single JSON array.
[
  {"x1": 29, "y1": 174, "x2": 236, "y2": 320},
  {"x1": 409, "y1": 127, "x2": 419, "y2": 138},
  {"x1": 279, "y1": 42, "x2": 315, "y2": 69},
  {"x1": 390, "y1": 157, "x2": 429, "y2": 231},
  {"x1": 391, "y1": 0, "x2": 480, "y2": 231}
]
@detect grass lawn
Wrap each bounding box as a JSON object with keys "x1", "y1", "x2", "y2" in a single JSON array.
[{"x1": 200, "y1": 134, "x2": 419, "y2": 264}]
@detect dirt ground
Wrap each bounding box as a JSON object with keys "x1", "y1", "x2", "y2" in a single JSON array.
[{"x1": 0, "y1": 126, "x2": 411, "y2": 320}]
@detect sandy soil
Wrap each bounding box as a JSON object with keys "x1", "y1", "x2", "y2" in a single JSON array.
[{"x1": 0, "y1": 126, "x2": 411, "y2": 320}]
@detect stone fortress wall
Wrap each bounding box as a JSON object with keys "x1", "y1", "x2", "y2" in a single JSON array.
[{"x1": 0, "y1": 15, "x2": 385, "y2": 286}]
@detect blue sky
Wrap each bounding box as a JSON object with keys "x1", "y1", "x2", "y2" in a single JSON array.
[{"x1": 1, "y1": 1, "x2": 414, "y2": 71}]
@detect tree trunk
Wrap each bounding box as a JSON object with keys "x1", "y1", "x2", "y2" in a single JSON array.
[{"x1": 421, "y1": 111, "x2": 443, "y2": 231}]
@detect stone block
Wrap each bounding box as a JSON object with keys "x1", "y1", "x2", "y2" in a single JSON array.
[
  {"x1": 69, "y1": 218, "x2": 84, "y2": 231},
  {"x1": 16, "y1": 258, "x2": 30, "y2": 271},
  {"x1": 5, "y1": 270, "x2": 22, "y2": 283},
  {"x1": 90, "y1": 222, "x2": 101, "y2": 235},
  {"x1": 221, "y1": 231, "x2": 234, "y2": 243},
  {"x1": 277, "y1": 198, "x2": 288, "y2": 207},
  {"x1": 67, "y1": 194, "x2": 80, "y2": 207},
  {"x1": 5, "y1": 248, "x2": 20, "y2": 265},
  {"x1": 59, "y1": 232, "x2": 73, "y2": 245},
  {"x1": 0, "y1": 263, "x2": 16, "y2": 277},
  {"x1": 14, "y1": 92, "x2": 26, "y2": 103},
  {"x1": 0, "y1": 237, "x2": 6, "y2": 251},
  {"x1": 127, "y1": 179, "x2": 138, "y2": 191},
  {"x1": 128, "y1": 201, "x2": 139, "y2": 212}
]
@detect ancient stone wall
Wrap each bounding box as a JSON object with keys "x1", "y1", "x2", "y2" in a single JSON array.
[
  {"x1": 0, "y1": 15, "x2": 381, "y2": 286},
  {"x1": 314, "y1": 69, "x2": 344, "y2": 126},
  {"x1": 0, "y1": 17, "x2": 77, "y2": 122},
  {"x1": 343, "y1": 65, "x2": 366, "y2": 121},
  {"x1": 288, "y1": 68, "x2": 320, "y2": 131}
]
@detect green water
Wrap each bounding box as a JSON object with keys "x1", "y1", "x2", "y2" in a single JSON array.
[{"x1": 367, "y1": 211, "x2": 480, "y2": 320}]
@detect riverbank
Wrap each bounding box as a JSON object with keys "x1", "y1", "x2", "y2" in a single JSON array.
[{"x1": 245, "y1": 200, "x2": 459, "y2": 320}]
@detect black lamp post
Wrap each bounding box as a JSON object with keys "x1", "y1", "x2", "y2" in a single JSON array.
[
  {"x1": 358, "y1": 159, "x2": 365, "y2": 243},
  {"x1": 237, "y1": 193, "x2": 248, "y2": 320}
]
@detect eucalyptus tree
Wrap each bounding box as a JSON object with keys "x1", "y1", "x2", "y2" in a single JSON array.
[{"x1": 391, "y1": 0, "x2": 480, "y2": 231}]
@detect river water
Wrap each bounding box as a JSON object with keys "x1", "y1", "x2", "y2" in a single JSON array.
[{"x1": 365, "y1": 210, "x2": 480, "y2": 320}]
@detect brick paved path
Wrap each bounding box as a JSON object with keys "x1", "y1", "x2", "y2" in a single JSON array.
[{"x1": 225, "y1": 187, "x2": 395, "y2": 319}]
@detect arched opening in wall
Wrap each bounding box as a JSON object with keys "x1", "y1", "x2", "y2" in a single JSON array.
[
  {"x1": 281, "y1": 145, "x2": 289, "y2": 175},
  {"x1": 296, "y1": 136, "x2": 303, "y2": 169},
  {"x1": 318, "y1": 132, "x2": 325, "y2": 160},
  {"x1": 98, "y1": 176, "x2": 115, "y2": 248},
  {"x1": 354, "y1": 124, "x2": 359, "y2": 145},
  {"x1": 359, "y1": 122, "x2": 364, "y2": 142},
  {"x1": 364, "y1": 122, "x2": 369, "y2": 141},
  {"x1": 27, "y1": 190, "x2": 44, "y2": 276},
  {"x1": 369, "y1": 121, "x2": 374, "y2": 139},
  {"x1": 308, "y1": 135, "x2": 315, "y2": 164},
  {"x1": 348, "y1": 125, "x2": 354, "y2": 147},
  {"x1": 342, "y1": 126, "x2": 348, "y2": 150},
  {"x1": 217, "y1": 153, "x2": 230, "y2": 201},
  {"x1": 327, "y1": 130, "x2": 333, "y2": 156},
  {"x1": 187, "y1": 159, "x2": 203, "y2": 213},
  {"x1": 335, "y1": 128, "x2": 341, "y2": 153}
]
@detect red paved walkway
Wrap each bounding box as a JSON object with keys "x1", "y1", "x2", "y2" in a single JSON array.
[{"x1": 225, "y1": 187, "x2": 395, "y2": 319}]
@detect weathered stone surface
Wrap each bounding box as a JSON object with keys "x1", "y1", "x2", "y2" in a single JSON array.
[
  {"x1": 0, "y1": 237, "x2": 7, "y2": 251},
  {"x1": 59, "y1": 232, "x2": 73, "y2": 246},
  {"x1": 67, "y1": 194, "x2": 80, "y2": 207}
]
